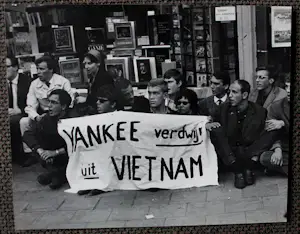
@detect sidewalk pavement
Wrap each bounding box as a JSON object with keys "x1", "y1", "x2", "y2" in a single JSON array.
[{"x1": 12, "y1": 163, "x2": 288, "y2": 230}]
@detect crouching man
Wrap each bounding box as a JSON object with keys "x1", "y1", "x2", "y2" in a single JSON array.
[
  {"x1": 23, "y1": 89, "x2": 72, "y2": 190},
  {"x1": 206, "y1": 80, "x2": 268, "y2": 189}
]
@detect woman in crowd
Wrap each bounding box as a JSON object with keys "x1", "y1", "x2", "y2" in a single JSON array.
[
  {"x1": 175, "y1": 88, "x2": 199, "y2": 115},
  {"x1": 75, "y1": 49, "x2": 114, "y2": 116}
]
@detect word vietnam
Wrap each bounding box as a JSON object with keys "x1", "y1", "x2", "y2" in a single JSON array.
[{"x1": 110, "y1": 154, "x2": 204, "y2": 181}]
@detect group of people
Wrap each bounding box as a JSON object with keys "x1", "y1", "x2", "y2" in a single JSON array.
[{"x1": 7, "y1": 49, "x2": 290, "y2": 196}]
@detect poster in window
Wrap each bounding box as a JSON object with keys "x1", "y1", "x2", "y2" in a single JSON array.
[
  {"x1": 271, "y1": 6, "x2": 292, "y2": 48},
  {"x1": 133, "y1": 57, "x2": 157, "y2": 83},
  {"x1": 13, "y1": 31, "x2": 32, "y2": 55}
]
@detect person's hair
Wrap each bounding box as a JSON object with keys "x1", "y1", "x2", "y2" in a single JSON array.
[
  {"x1": 175, "y1": 88, "x2": 199, "y2": 115},
  {"x1": 256, "y1": 65, "x2": 279, "y2": 82},
  {"x1": 84, "y1": 53, "x2": 100, "y2": 64},
  {"x1": 235, "y1": 79, "x2": 251, "y2": 97},
  {"x1": 212, "y1": 71, "x2": 230, "y2": 86},
  {"x1": 95, "y1": 84, "x2": 118, "y2": 104},
  {"x1": 48, "y1": 89, "x2": 72, "y2": 108},
  {"x1": 115, "y1": 77, "x2": 132, "y2": 90},
  {"x1": 148, "y1": 78, "x2": 168, "y2": 93},
  {"x1": 84, "y1": 50, "x2": 107, "y2": 73},
  {"x1": 35, "y1": 56, "x2": 56, "y2": 70},
  {"x1": 7, "y1": 56, "x2": 19, "y2": 68},
  {"x1": 163, "y1": 69, "x2": 185, "y2": 86}
]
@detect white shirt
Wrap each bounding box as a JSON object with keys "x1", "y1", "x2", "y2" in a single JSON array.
[
  {"x1": 214, "y1": 94, "x2": 227, "y2": 105},
  {"x1": 7, "y1": 74, "x2": 19, "y2": 110},
  {"x1": 25, "y1": 73, "x2": 74, "y2": 120}
]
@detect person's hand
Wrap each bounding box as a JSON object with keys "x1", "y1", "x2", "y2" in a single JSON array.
[
  {"x1": 265, "y1": 119, "x2": 284, "y2": 131},
  {"x1": 9, "y1": 108, "x2": 21, "y2": 116},
  {"x1": 205, "y1": 122, "x2": 221, "y2": 131},
  {"x1": 270, "y1": 148, "x2": 283, "y2": 166},
  {"x1": 35, "y1": 113, "x2": 47, "y2": 122},
  {"x1": 75, "y1": 96, "x2": 86, "y2": 104},
  {"x1": 37, "y1": 148, "x2": 56, "y2": 161}
]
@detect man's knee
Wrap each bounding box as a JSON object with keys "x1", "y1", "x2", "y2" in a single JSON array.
[{"x1": 20, "y1": 117, "x2": 32, "y2": 135}]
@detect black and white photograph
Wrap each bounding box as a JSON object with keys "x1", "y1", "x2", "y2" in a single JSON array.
[{"x1": 5, "y1": 3, "x2": 292, "y2": 231}]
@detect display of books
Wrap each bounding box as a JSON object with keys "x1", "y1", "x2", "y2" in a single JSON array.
[
  {"x1": 59, "y1": 58, "x2": 82, "y2": 85},
  {"x1": 148, "y1": 14, "x2": 173, "y2": 45},
  {"x1": 52, "y1": 25, "x2": 76, "y2": 53}
]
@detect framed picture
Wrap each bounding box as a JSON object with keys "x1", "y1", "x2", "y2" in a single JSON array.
[
  {"x1": 133, "y1": 57, "x2": 157, "y2": 83},
  {"x1": 59, "y1": 58, "x2": 82, "y2": 85},
  {"x1": 53, "y1": 25, "x2": 76, "y2": 53},
  {"x1": 271, "y1": 6, "x2": 292, "y2": 48},
  {"x1": 86, "y1": 27, "x2": 105, "y2": 51},
  {"x1": 105, "y1": 57, "x2": 130, "y2": 80},
  {"x1": 114, "y1": 22, "x2": 136, "y2": 50},
  {"x1": 13, "y1": 29, "x2": 32, "y2": 56}
]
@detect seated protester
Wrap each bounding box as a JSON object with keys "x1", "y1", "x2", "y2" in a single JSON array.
[
  {"x1": 75, "y1": 49, "x2": 114, "y2": 116},
  {"x1": 6, "y1": 57, "x2": 31, "y2": 165},
  {"x1": 175, "y1": 88, "x2": 199, "y2": 115},
  {"x1": 114, "y1": 77, "x2": 150, "y2": 113},
  {"x1": 206, "y1": 80, "x2": 268, "y2": 189},
  {"x1": 77, "y1": 84, "x2": 119, "y2": 196},
  {"x1": 23, "y1": 89, "x2": 72, "y2": 190},
  {"x1": 198, "y1": 71, "x2": 230, "y2": 117},
  {"x1": 260, "y1": 76, "x2": 290, "y2": 177},
  {"x1": 163, "y1": 69, "x2": 185, "y2": 113},
  {"x1": 20, "y1": 55, "x2": 74, "y2": 167},
  {"x1": 148, "y1": 78, "x2": 170, "y2": 114}
]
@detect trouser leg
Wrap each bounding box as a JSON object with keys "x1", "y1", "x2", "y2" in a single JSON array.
[
  {"x1": 9, "y1": 114, "x2": 24, "y2": 163},
  {"x1": 20, "y1": 117, "x2": 33, "y2": 153}
]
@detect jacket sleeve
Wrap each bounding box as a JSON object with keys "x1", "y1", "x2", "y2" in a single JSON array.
[
  {"x1": 25, "y1": 82, "x2": 40, "y2": 120},
  {"x1": 198, "y1": 99, "x2": 208, "y2": 116},
  {"x1": 23, "y1": 121, "x2": 41, "y2": 152}
]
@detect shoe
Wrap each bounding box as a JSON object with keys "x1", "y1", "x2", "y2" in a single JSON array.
[
  {"x1": 37, "y1": 173, "x2": 52, "y2": 186},
  {"x1": 22, "y1": 154, "x2": 38, "y2": 167},
  {"x1": 234, "y1": 173, "x2": 246, "y2": 189},
  {"x1": 244, "y1": 170, "x2": 255, "y2": 185},
  {"x1": 89, "y1": 189, "x2": 105, "y2": 196},
  {"x1": 49, "y1": 174, "x2": 67, "y2": 190},
  {"x1": 77, "y1": 190, "x2": 91, "y2": 196}
]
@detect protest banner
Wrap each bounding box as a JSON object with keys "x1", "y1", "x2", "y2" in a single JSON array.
[{"x1": 57, "y1": 111, "x2": 219, "y2": 193}]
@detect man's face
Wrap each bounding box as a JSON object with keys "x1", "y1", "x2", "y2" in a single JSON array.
[
  {"x1": 256, "y1": 70, "x2": 273, "y2": 91},
  {"x1": 122, "y1": 86, "x2": 134, "y2": 106},
  {"x1": 96, "y1": 97, "x2": 114, "y2": 114},
  {"x1": 83, "y1": 57, "x2": 100, "y2": 76},
  {"x1": 177, "y1": 97, "x2": 191, "y2": 115},
  {"x1": 285, "y1": 82, "x2": 290, "y2": 102},
  {"x1": 210, "y1": 76, "x2": 227, "y2": 97},
  {"x1": 164, "y1": 77, "x2": 181, "y2": 96},
  {"x1": 37, "y1": 61, "x2": 53, "y2": 82},
  {"x1": 6, "y1": 58, "x2": 18, "y2": 80},
  {"x1": 48, "y1": 94, "x2": 63, "y2": 117},
  {"x1": 228, "y1": 82, "x2": 245, "y2": 106},
  {"x1": 148, "y1": 86, "x2": 166, "y2": 108}
]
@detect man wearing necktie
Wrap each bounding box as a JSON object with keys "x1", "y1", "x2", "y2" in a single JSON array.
[
  {"x1": 6, "y1": 57, "x2": 31, "y2": 165},
  {"x1": 198, "y1": 71, "x2": 230, "y2": 117},
  {"x1": 19, "y1": 56, "x2": 74, "y2": 167}
]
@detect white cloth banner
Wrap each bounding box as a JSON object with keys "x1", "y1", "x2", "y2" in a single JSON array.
[{"x1": 58, "y1": 111, "x2": 219, "y2": 193}]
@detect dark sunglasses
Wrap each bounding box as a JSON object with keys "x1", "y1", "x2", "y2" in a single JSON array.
[{"x1": 177, "y1": 101, "x2": 189, "y2": 105}]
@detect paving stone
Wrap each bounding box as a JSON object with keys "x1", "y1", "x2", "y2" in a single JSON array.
[
  {"x1": 125, "y1": 218, "x2": 165, "y2": 227},
  {"x1": 134, "y1": 190, "x2": 172, "y2": 206},
  {"x1": 22, "y1": 196, "x2": 65, "y2": 212},
  {"x1": 13, "y1": 191, "x2": 27, "y2": 200},
  {"x1": 242, "y1": 183, "x2": 279, "y2": 198},
  {"x1": 206, "y1": 186, "x2": 242, "y2": 202},
  {"x1": 33, "y1": 211, "x2": 76, "y2": 227},
  {"x1": 170, "y1": 189, "x2": 207, "y2": 204},
  {"x1": 108, "y1": 206, "x2": 149, "y2": 221},
  {"x1": 22, "y1": 189, "x2": 68, "y2": 201},
  {"x1": 13, "y1": 201, "x2": 29, "y2": 214},
  {"x1": 262, "y1": 195, "x2": 288, "y2": 212},
  {"x1": 206, "y1": 212, "x2": 246, "y2": 225},
  {"x1": 71, "y1": 209, "x2": 112, "y2": 223},
  {"x1": 225, "y1": 197, "x2": 263, "y2": 213},
  {"x1": 94, "y1": 192, "x2": 136, "y2": 209},
  {"x1": 14, "y1": 212, "x2": 45, "y2": 230},
  {"x1": 186, "y1": 201, "x2": 225, "y2": 216},
  {"x1": 148, "y1": 204, "x2": 187, "y2": 219},
  {"x1": 86, "y1": 221, "x2": 126, "y2": 228},
  {"x1": 245, "y1": 210, "x2": 278, "y2": 223},
  {"x1": 13, "y1": 180, "x2": 47, "y2": 192},
  {"x1": 47, "y1": 222, "x2": 87, "y2": 229},
  {"x1": 58, "y1": 195, "x2": 100, "y2": 211},
  {"x1": 165, "y1": 216, "x2": 206, "y2": 226}
]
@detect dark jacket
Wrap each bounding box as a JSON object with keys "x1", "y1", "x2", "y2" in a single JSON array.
[
  {"x1": 23, "y1": 113, "x2": 67, "y2": 152},
  {"x1": 198, "y1": 95, "x2": 229, "y2": 117},
  {"x1": 17, "y1": 73, "x2": 32, "y2": 115},
  {"x1": 212, "y1": 101, "x2": 267, "y2": 147}
]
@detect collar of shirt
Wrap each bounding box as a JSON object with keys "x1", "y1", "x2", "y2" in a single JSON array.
[
  {"x1": 214, "y1": 94, "x2": 227, "y2": 105},
  {"x1": 7, "y1": 73, "x2": 19, "y2": 85},
  {"x1": 36, "y1": 74, "x2": 54, "y2": 88}
]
